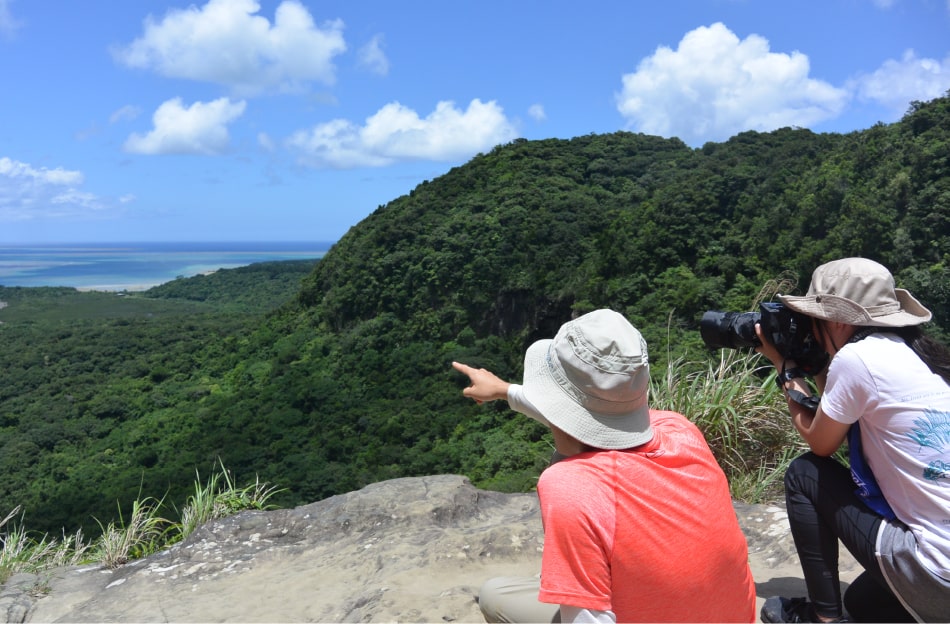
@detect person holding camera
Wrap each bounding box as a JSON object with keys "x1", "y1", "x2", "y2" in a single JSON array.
[
  {"x1": 453, "y1": 309, "x2": 756, "y2": 623},
  {"x1": 755, "y1": 258, "x2": 950, "y2": 623}
]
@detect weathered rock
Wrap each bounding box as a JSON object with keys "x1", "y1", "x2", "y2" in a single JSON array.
[{"x1": 1, "y1": 474, "x2": 859, "y2": 623}]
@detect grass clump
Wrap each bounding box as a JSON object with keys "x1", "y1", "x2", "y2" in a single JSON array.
[
  {"x1": 649, "y1": 278, "x2": 809, "y2": 503},
  {"x1": 0, "y1": 461, "x2": 280, "y2": 580},
  {"x1": 93, "y1": 496, "x2": 169, "y2": 569},
  {"x1": 175, "y1": 459, "x2": 284, "y2": 543},
  {"x1": 651, "y1": 349, "x2": 807, "y2": 503},
  {"x1": 0, "y1": 506, "x2": 90, "y2": 585}
]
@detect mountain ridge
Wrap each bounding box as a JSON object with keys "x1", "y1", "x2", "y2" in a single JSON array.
[{"x1": 1, "y1": 95, "x2": 948, "y2": 535}]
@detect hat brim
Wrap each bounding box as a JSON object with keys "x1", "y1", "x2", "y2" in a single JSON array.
[
  {"x1": 521, "y1": 339, "x2": 653, "y2": 450},
  {"x1": 778, "y1": 288, "x2": 932, "y2": 327}
]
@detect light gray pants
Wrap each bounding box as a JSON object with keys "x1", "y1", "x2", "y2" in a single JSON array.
[{"x1": 478, "y1": 576, "x2": 560, "y2": 623}]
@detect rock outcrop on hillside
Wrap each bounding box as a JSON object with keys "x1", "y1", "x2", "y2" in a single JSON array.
[{"x1": 0, "y1": 475, "x2": 858, "y2": 623}]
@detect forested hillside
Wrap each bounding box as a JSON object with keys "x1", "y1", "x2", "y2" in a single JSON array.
[{"x1": 2, "y1": 95, "x2": 948, "y2": 536}]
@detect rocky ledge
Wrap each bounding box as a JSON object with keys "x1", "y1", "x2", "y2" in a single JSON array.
[{"x1": 0, "y1": 474, "x2": 858, "y2": 623}]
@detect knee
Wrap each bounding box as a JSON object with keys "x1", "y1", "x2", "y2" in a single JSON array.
[
  {"x1": 843, "y1": 572, "x2": 912, "y2": 622},
  {"x1": 478, "y1": 577, "x2": 508, "y2": 622},
  {"x1": 784, "y1": 451, "x2": 825, "y2": 491},
  {"x1": 477, "y1": 576, "x2": 556, "y2": 624},
  {"x1": 478, "y1": 577, "x2": 524, "y2": 623}
]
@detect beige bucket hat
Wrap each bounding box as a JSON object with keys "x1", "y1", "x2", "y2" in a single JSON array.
[
  {"x1": 521, "y1": 309, "x2": 653, "y2": 450},
  {"x1": 778, "y1": 258, "x2": 931, "y2": 327}
]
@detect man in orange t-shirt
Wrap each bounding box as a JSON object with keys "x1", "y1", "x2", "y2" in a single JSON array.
[{"x1": 454, "y1": 309, "x2": 755, "y2": 623}]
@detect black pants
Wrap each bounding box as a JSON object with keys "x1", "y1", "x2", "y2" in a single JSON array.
[{"x1": 784, "y1": 453, "x2": 914, "y2": 622}]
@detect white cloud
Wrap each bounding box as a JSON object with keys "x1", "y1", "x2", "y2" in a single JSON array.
[
  {"x1": 0, "y1": 157, "x2": 83, "y2": 186},
  {"x1": 0, "y1": 157, "x2": 107, "y2": 221},
  {"x1": 0, "y1": 0, "x2": 22, "y2": 40},
  {"x1": 124, "y1": 97, "x2": 247, "y2": 155},
  {"x1": 258, "y1": 132, "x2": 277, "y2": 152},
  {"x1": 109, "y1": 105, "x2": 142, "y2": 124},
  {"x1": 853, "y1": 49, "x2": 950, "y2": 116},
  {"x1": 50, "y1": 189, "x2": 101, "y2": 209},
  {"x1": 287, "y1": 99, "x2": 519, "y2": 168},
  {"x1": 528, "y1": 104, "x2": 546, "y2": 122},
  {"x1": 616, "y1": 23, "x2": 848, "y2": 145},
  {"x1": 112, "y1": 0, "x2": 346, "y2": 96},
  {"x1": 358, "y1": 34, "x2": 390, "y2": 76}
]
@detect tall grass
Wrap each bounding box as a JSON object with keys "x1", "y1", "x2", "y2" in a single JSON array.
[
  {"x1": 651, "y1": 348, "x2": 807, "y2": 503},
  {"x1": 0, "y1": 462, "x2": 280, "y2": 581},
  {"x1": 0, "y1": 507, "x2": 89, "y2": 585},
  {"x1": 648, "y1": 275, "x2": 808, "y2": 503},
  {"x1": 175, "y1": 459, "x2": 285, "y2": 542},
  {"x1": 93, "y1": 496, "x2": 169, "y2": 569}
]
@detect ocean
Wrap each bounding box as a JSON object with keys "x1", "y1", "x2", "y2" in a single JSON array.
[{"x1": 0, "y1": 242, "x2": 335, "y2": 291}]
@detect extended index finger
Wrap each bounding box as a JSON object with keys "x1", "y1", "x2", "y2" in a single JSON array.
[{"x1": 452, "y1": 361, "x2": 474, "y2": 376}]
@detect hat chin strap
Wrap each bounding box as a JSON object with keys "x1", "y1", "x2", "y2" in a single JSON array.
[
  {"x1": 814, "y1": 320, "x2": 842, "y2": 354},
  {"x1": 818, "y1": 321, "x2": 877, "y2": 354},
  {"x1": 847, "y1": 327, "x2": 879, "y2": 344}
]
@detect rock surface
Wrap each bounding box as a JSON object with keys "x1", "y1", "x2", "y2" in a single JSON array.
[{"x1": 1, "y1": 474, "x2": 859, "y2": 623}]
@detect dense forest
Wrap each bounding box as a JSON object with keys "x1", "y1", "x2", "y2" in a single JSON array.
[{"x1": 1, "y1": 95, "x2": 949, "y2": 536}]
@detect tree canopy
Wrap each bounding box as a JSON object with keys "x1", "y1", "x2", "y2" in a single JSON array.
[{"x1": 2, "y1": 94, "x2": 949, "y2": 536}]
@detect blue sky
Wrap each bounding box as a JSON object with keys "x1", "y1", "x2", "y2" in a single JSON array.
[{"x1": 1, "y1": 0, "x2": 948, "y2": 244}]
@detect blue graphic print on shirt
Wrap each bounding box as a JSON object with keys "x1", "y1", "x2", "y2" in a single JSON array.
[{"x1": 908, "y1": 409, "x2": 950, "y2": 485}]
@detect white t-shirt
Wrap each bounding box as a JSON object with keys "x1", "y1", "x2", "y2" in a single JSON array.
[{"x1": 821, "y1": 332, "x2": 950, "y2": 579}]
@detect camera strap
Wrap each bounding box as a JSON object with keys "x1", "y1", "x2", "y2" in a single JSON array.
[
  {"x1": 786, "y1": 388, "x2": 820, "y2": 413},
  {"x1": 777, "y1": 361, "x2": 820, "y2": 413}
]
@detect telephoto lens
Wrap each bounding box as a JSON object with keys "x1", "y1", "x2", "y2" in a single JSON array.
[{"x1": 699, "y1": 310, "x2": 761, "y2": 350}]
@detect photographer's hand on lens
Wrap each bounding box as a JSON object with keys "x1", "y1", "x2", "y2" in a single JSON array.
[
  {"x1": 755, "y1": 323, "x2": 822, "y2": 413},
  {"x1": 753, "y1": 323, "x2": 784, "y2": 368},
  {"x1": 754, "y1": 324, "x2": 845, "y2": 455}
]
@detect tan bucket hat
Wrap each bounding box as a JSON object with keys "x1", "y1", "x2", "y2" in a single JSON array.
[
  {"x1": 521, "y1": 309, "x2": 653, "y2": 450},
  {"x1": 778, "y1": 258, "x2": 931, "y2": 327}
]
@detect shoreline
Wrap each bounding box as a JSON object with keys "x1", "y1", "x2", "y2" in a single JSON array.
[
  {"x1": 74, "y1": 283, "x2": 166, "y2": 293},
  {"x1": 0, "y1": 244, "x2": 329, "y2": 290}
]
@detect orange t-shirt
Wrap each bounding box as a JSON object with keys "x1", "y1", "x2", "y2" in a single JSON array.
[{"x1": 537, "y1": 410, "x2": 756, "y2": 623}]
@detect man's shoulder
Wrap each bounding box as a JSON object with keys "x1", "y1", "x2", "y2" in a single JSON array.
[
  {"x1": 648, "y1": 408, "x2": 689, "y2": 424},
  {"x1": 648, "y1": 409, "x2": 702, "y2": 437}
]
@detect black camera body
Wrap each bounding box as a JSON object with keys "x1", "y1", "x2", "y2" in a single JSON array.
[{"x1": 700, "y1": 302, "x2": 829, "y2": 375}]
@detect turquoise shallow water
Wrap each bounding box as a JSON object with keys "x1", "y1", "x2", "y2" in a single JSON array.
[{"x1": 0, "y1": 242, "x2": 334, "y2": 291}]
